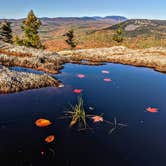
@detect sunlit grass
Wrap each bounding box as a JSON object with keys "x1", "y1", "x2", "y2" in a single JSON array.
[
  {"x1": 69, "y1": 96, "x2": 87, "y2": 128},
  {"x1": 44, "y1": 28, "x2": 166, "y2": 51}
]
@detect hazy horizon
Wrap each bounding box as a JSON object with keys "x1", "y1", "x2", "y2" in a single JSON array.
[
  {"x1": 0, "y1": 0, "x2": 165, "y2": 20},
  {"x1": 0, "y1": 15, "x2": 166, "y2": 21}
]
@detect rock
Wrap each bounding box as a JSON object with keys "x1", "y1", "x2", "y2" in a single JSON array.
[
  {"x1": 58, "y1": 47, "x2": 166, "y2": 73},
  {"x1": 0, "y1": 66, "x2": 62, "y2": 93},
  {"x1": 0, "y1": 41, "x2": 67, "y2": 74}
]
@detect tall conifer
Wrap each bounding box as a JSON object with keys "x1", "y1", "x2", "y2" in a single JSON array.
[
  {"x1": 21, "y1": 10, "x2": 42, "y2": 48},
  {"x1": 0, "y1": 20, "x2": 12, "y2": 43}
]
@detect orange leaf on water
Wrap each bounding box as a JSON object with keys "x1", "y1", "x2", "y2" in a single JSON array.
[
  {"x1": 35, "y1": 119, "x2": 52, "y2": 127},
  {"x1": 45, "y1": 135, "x2": 55, "y2": 143},
  {"x1": 92, "y1": 116, "x2": 104, "y2": 123},
  {"x1": 146, "y1": 107, "x2": 159, "y2": 113}
]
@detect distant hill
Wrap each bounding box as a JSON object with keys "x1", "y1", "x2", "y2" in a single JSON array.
[
  {"x1": 103, "y1": 16, "x2": 127, "y2": 21},
  {"x1": 3, "y1": 17, "x2": 166, "y2": 50},
  {"x1": 0, "y1": 15, "x2": 127, "y2": 41},
  {"x1": 37, "y1": 16, "x2": 127, "y2": 28},
  {"x1": 103, "y1": 19, "x2": 166, "y2": 37},
  {"x1": 40, "y1": 16, "x2": 127, "y2": 23},
  {"x1": 0, "y1": 15, "x2": 127, "y2": 25}
]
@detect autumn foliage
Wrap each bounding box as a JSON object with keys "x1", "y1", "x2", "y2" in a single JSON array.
[
  {"x1": 35, "y1": 119, "x2": 52, "y2": 127},
  {"x1": 45, "y1": 135, "x2": 55, "y2": 143},
  {"x1": 0, "y1": 49, "x2": 32, "y2": 57}
]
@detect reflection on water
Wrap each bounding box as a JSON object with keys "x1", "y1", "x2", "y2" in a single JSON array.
[{"x1": 0, "y1": 63, "x2": 166, "y2": 166}]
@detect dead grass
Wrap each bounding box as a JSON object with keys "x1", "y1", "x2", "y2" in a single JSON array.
[
  {"x1": 43, "y1": 31, "x2": 166, "y2": 51},
  {"x1": 143, "y1": 50, "x2": 166, "y2": 56},
  {"x1": 61, "y1": 96, "x2": 127, "y2": 133},
  {"x1": 0, "y1": 49, "x2": 32, "y2": 57}
]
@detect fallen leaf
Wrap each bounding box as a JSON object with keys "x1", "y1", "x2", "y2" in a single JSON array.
[
  {"x1": 92, "y1": 116, "x2": 104, "y2": 123},
  {"x1": 45, "y1": 135, "x2": 55, "y2": 143},
  {"x1": 35, "y1": 119, "x2": 52, "y2": 127},
  {"x1": 146, "y1": 107, "x2": 159, "y2": 113},
  {"x1": 104, "y1": 78, "x2": 112, "y2": 82},
  {"x1": 77, "y1": 74, "x2": 85, "y2": 78},
  {"x1": 73, "y1": 89, "x2": 83, "y2": 94},
  {"x1": 69, "y1": 119, "x2": 78, "y2": 127},
  {"x1": 102, "y1": 70, "x2": 110, "y2": 74}
]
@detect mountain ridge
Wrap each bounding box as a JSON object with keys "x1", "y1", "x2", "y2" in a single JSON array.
[
  {"x1": 102, "y1": 19, "x2": 166, "y2": 37},
  {"x1": 40, "y1": 16, "x2": 127, "y2": 24}
]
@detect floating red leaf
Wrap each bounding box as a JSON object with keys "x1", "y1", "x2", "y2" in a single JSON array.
[
  {"x1": 45, "y1": 135, "x2": 55, "y2": 143},
  {"x1": 77, "y1": 74, "x2": 85, "y2": 78},
  {"x1": 146, "y1": 107, "x2": 159, "y2": 113},
  {"x1": 73, "y1": 89, "x2": 83, "y2": 94},
  {"x1": 103, "y1": 78, "x2": 112, "y2": 82},
  {"x1": 92, "y1": 116, "x2": 104, "y2": 123}
]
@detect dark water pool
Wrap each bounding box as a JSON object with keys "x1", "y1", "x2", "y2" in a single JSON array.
[{"x1": 0, "y1": 63, "x2": 166, "y2": 166}]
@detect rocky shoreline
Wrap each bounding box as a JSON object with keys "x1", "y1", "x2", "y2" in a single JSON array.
[
  {"x1": 0, "y1": 66, "x2": 63, "y2": 93},
  {"x1": 0, "y1": 41, "x2": 166, "y2": 93},
  {"x1": 59, "y1": 46, "x2": 166, "y2": 74},
  {"x1": 0, "y1": 41, "x2": 69, "y2": 74}
]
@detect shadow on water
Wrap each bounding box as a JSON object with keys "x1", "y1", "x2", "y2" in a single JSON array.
[
  {"x1": 10, "y1": 66, "x2": 45, "y2": 75},
  {"x1": 0, "y1": 63, "x2": 166, "y2": 166}
]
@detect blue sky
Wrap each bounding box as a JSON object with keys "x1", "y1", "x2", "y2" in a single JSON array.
[{"x1": 0, "y1": 0, "x2": 165, "y2": 19}]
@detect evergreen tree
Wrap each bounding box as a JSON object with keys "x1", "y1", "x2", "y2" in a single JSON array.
[
  {"x1": 113, "y1": 24, "x2": 124, "y2": 43},
  {"x1": 65, "y1": 30, "x2": 77, "y2": 49},
  {"x1": 21, "y1": 10, "x2": 42, "y2": 48},
  {"x1": 13, "y1": 35, "x2": 23, "y2": 46},
  {"x1": 0, "y1": 20, "x2": 12, "y2": 43}
]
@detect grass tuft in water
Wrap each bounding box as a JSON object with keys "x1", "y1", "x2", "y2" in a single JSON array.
[
  {"x1": 62, "y1": 96, "x2": 127, "y2": 133},
  {"x1": 69, "y1": 96, "x2": 87, "y2": 129}
]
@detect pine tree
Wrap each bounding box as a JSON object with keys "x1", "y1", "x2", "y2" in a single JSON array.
[
  {"x1": 13, "y1": 35, "x2": 23, "y2": 46},
  {"x1": 21, "y1": 10, "x2": 42, "y2": 48},
  {"x1": 65, "y1": 30, "x2": 77, "y2": 49},
  {"x1": 0, "y1": 20, "x2": 12, "y2": 43},
  {"x1": 113, "y1": 24, "x2": 124, "y2": 43}
]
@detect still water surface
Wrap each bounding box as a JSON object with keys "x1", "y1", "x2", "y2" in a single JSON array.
[{"x1": 1, "y1": 63, "x2": 166, "y2": 166}]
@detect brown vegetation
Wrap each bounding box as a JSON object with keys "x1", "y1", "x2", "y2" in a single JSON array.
[
  {"x1": 43, "y1": 32, "x2": 166, "y2": 52},
  {"x1": 0, "y1": 49, "x2": 32, "y2": 57},
  {"x1": 0, "y1": 41, "x2": 166, "y2": 93},
  {"x1": 0, "y1": 66, "x2": 62, "y2": 93}
]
